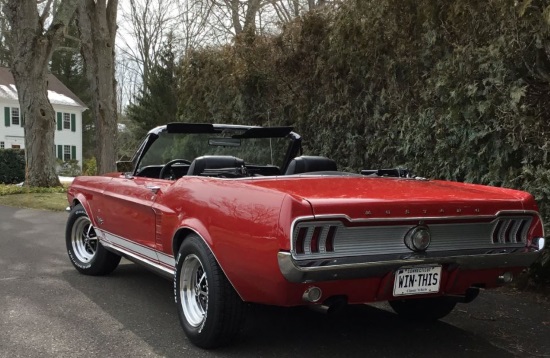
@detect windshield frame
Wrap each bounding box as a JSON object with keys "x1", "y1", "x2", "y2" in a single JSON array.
[{"x1": 129, "y1": 123, "x2": 302, "y2": 176}]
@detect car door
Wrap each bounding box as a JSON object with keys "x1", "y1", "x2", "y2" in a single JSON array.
[{"x1": 96, "y1": 174, "x2": 171, "y2": 265}]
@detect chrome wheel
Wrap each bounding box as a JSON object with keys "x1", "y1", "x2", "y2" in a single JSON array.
[
  {"x1": 174, "y1": 235, "x2": 246, "y2": 348},
  {"x1": 180, "y1": 254, "x2": 208, "y2": 327},
  {"x1": 71, "y1": 216, "x2": 98, "y2": 263}
]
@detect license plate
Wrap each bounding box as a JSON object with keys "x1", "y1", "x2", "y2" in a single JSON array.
[{"x1": 393, "y1": 266, "x2": 442, "y2": 296}]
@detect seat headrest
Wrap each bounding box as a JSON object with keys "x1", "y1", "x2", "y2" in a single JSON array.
[
  {"x1": 284, "y1": 156, "x2": 337, "y2": 175},
  {"x1": 187, "y1": 156, "x2": 245, "y2": 176}
]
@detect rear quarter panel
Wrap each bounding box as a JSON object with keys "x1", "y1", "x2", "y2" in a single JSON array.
[{"x1": 153, "y1": 177, "x2": 312, "y2": 303}]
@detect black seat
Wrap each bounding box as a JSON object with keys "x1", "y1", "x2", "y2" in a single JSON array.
[
  {"x1": 187, "y1": 156, "x2": 245, "y2": 176},
  {"x1": 284, "y1": 156, "x2": 337, "y2": 175}
]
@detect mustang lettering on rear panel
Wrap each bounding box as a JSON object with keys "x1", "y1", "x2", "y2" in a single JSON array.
[{"x1": 64, "y1": 122, "x2": 546, "y2": 349}]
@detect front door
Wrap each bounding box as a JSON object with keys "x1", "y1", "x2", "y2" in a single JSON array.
[{"x1": 97, "y1": 175, "x2": 171, "y2": 265}]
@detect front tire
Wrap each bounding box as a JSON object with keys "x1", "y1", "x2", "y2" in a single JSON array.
[
  {"x1": 65, "y1": 204, "x2": 121, "y2": 275},
  {"x1": 389, "y1": 296, "x2": 457, "y2": 321},
  {"x1": 174, "y1": 234, "x2": 246, "y2": 349}
]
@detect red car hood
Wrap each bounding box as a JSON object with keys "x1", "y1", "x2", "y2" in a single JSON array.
[{"x1": 244, "y1": 176, "x2": 534, "y2": 219}]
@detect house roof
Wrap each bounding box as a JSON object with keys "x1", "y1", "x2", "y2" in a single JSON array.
[{"x1": 0, "y1": 67, "x2": 87, "y2": 109}]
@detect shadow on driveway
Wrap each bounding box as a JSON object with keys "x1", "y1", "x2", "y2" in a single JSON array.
[{"x1": 62, "y1": 262, "x2": 517, "y2": 358}]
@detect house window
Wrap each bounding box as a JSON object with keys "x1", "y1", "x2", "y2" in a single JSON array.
[
  {"x1": 11, "y1": 107, "x2": 20, "y2": 125},
  {"x1": 12, "y1": 144, "x2": 20, "y2": 149},
  {"x1": 64, "y1": 145, "x2": 71, "y2": 161},
  {"x1": 57, "y1": 112, "x2": 75, "y2": 132},
  {"x1": 0, "y1": 141, "x2": 4, "y2": 149},
  {"x1": 63, "y1": 113, "x2": 71, "y2": 129}
]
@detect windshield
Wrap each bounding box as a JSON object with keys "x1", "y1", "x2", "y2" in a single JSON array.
[{"x1": 138, "y1": 131, "x2": 291, "y2": 173}]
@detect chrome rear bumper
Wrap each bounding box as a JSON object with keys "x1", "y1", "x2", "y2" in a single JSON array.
[{"x1": 277, "y1": 249, "x2": 543, "y2": 283}]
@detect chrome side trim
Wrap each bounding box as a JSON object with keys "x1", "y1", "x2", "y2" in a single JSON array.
[
  {"x1": 158, "y1": 251, "x2": 175, "y2": 267},
  {"x1": 96, "y1": 229, "x2": 174, "y2": 276},
  {"x1": 277, "y1": 250, "x2": 543, "y2": 283},
  {"x1": 100, "y1": 239, "x2": 174, "y2": 278}
]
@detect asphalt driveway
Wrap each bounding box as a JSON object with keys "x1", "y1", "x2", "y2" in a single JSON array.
[{"x1": 0, "y1": 205, "x2": 548, "y2": 357}]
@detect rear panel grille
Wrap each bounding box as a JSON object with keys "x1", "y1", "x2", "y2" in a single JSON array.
[{"x1": 291, "y1": 216, "x2": 532, "y2": 260}]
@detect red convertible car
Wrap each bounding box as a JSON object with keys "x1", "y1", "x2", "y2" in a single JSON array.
[{"x1": 65, "y1": 123, "x2": 546, "y2": 348}]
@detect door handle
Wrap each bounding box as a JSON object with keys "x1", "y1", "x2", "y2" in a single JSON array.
[{"x1": 146, "y1": 185, "x2": 161, "y2": 194}]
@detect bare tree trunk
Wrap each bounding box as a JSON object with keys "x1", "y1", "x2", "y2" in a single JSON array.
[
  {"x1": 229, "y1": 0, "x2": 243, "y2": 34},
  {"x1": 4, "y1": 0, "x2": 78, "y2": 187},
  {"x1": 120, "y1": 0, "x2": 177, "y2": 95},
  {"x1": 77, "y1": 0, "x2": 118, "y2": 174},
  {"x1": 292, "y1": 0, "x2": 300, "y2": 17},
  {"x1": 243, "y1": 0, "x2": 262, "y2": 33}
]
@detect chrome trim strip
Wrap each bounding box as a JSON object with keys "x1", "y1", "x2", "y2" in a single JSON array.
[
  {"x1": 310, "y1": 210, "x2": 542, "y2": 224},
  {"x1": 277, "y1": 250, "x2": 543, "y2": 283},
  {"x1": 96, "y1": 229, "x2": 175, "y2": 277},
  {"x1": 100, "y1": 240, "x2": 174, "y2": 277},
  {"x1": 101, "y1": 231, "x2": 161, "y2": 263},
  {"x1": 158, "y1": 252, "x2": 175, "y2": 267}
]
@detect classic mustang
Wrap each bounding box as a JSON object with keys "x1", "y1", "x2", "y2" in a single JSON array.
[{"x1": 65, "y1": 123, "x2": 546, "y2": 348}]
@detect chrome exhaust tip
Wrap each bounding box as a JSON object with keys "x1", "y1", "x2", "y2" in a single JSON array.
[
  {"x1": 497, "y1": 272, "x2": 514, "y2": 283},
  {"x1": 302, "y1": 287, "x2": 322, "y2": 303}
]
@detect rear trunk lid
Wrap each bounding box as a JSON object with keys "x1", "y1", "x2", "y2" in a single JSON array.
[{"x1": 245, "y1": 176, "x2": 533, "y2": 219}]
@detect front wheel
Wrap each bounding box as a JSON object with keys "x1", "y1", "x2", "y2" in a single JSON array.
[
  {"x1": 389, "y1": 296, "x2": 457, "y2": 321},
  {"x1": 174, "y1": 234, "x2": 246, "y2": 349},
  {"x1": 65, "y1": 204, "x2": 121, "y2": 275}
]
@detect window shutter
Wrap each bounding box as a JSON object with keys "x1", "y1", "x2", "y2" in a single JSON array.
[
  {"x1": 4, "y1": 107, "x2": 10, "y2": 127},
  {"x1": 57, "y1": 145, "x2": 62, "y2": 160},
  {"x1": 21, "y1": 112, "x2": 24, "y2": 127},
  {"x1": 71, "y1": 113, "x2": 76, "y2": 132},
  {"x1": 57, "y1": 112, "x2": 62, "y2": 131},
  {"x1": 71, "y1": 146, "x2": 76, "y2": 160}
]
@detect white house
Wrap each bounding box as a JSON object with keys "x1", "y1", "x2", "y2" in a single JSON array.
[{"x1": 0, "y1": 67, "x2": 86, "y2": 166}]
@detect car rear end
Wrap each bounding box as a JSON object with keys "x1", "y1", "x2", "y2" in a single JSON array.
[{"x1": 250, "y1": 176, "x2": 546, "y2": 310}]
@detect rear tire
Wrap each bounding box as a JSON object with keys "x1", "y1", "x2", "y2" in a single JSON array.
[
  {"x1": 389, "y1": 296, "x2": 457, "y2": 321},
  {"x1": 65, "y1": 204, "x2": 121, "y2": 275},
  {"x1": 174, "y1": 234, "x2": 246, "y2": 349}
]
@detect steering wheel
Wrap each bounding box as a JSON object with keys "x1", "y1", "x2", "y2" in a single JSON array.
[{"x1": 159, "y1": 159, "x2": 191, "y2": 179}]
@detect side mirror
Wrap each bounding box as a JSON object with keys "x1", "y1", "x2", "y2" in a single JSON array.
[{"x1": 116, "y1": 161, "x2": 134, "y2": 173}]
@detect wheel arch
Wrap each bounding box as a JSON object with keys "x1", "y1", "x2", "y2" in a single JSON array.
[
  {"x1": 172, "y1": 227, "x2": 197, "y2": 258},
  {"x1": 69, "y1": 195, "x2": 97, "y2": 227},
  {"x1": 172, "y1": 224, "x2": 245, "y2": 301}
]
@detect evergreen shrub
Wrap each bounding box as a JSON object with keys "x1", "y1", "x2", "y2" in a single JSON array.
[
  {"x1": 0, "y1": 149, "x2": 25, "y2": 184},
  {"x1": 176, "y1": 0, "x2": 550, "y2": 284}
]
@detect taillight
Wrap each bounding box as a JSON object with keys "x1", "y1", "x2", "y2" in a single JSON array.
[
  {"x1": 325, "y1": 226, "x2": 336, "y2": 252},
  {"x1": 310, "y1": 227, "x2": 322, "y2": 253},
  {"x1": 295, "y1": 227, "x2": 307, "y2": 254},
  {"x1": 293, "y1": 224, "x2": 338, "y2": 255},
  {"x1": 492, "y1": 217, "x2": 531, "y2": 244}
]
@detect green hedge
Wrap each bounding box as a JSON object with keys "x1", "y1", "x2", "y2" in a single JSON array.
[
  {"x1": 0, "y1": 184, "x2": 66, "y2": 196},
  {"x1": 176, "y1": 0, "x2": 550, "y2": 285},
  {"x1": 0, "y1": 149, "x2": 25, "y2": 184},
  {"x1": 177, "y1": 0, "x2": 550, "y2": 228}
]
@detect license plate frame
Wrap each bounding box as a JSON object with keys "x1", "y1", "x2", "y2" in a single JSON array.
[{"x1": 393, "y1": 265, "x2": 442, "y2": 297}]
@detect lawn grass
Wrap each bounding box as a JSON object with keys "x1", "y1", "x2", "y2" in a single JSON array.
[{"x1": 0, "y1": 184, "x2": 68, "y2": 211}]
